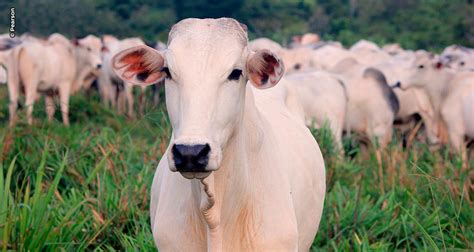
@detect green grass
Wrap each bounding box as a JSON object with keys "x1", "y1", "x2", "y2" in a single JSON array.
[{"x1": 0, "y1": 85, "x2": 473, "y2": 251}]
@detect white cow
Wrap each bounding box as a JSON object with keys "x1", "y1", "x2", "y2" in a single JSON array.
[
  {"x1": 331, "y1": 57, "x2": 399, "y2": 149},
  {"x1": 280, "y1": 47, "x2": 322, "y2": 74},
  {"x1": 286, "y1": 71, "x2": 347, "y2": 151},
  {"x1": 76, "y1": 35, "x2": 103, "y2": 91},
  {"x1": 7, "y1": 33, "x2": 102, "y2": 125},
  {"x1": 111, "y1": 18, "x2": 326, "y2": 251},
  {"x1": 440, "y1": 45, "x2": 474, "y2": 71},
  {"x1": 401, "y1": 54, "x2": 474, "y2": 154},
  {"x1": 382, "y1": 43, "x2": 404, "y2": 55},
  {"x1": 99, "y1": 35, "x2": 147, "y2": 117},
  {"x1": 350, "y1": 43, "x2": 392, "y2": 66},
  {"x1": 350, "y1": 39, "x2": 381, "y2": 52},
  {"x1": 311, "y1": 45, "x2": 355, "y2": 70},
  {"x1": 374, "y1": 54, "x2": 439, "y2": 144}
]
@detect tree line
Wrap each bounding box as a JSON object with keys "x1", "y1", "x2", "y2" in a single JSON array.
[{"x1": 0, "y1": 0, "x2": 473, "y2": 51}]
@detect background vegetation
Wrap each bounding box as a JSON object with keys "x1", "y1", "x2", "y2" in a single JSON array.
[{"x1": 0, "y1": 0, "x2": 473, "y2": 51}]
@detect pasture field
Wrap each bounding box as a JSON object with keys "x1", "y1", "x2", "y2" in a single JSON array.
[{"x1": 0, "y1": 85, "x2": 472, "y2": 251}]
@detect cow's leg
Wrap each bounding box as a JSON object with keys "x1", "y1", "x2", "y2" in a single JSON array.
[
  {"x1": 441, "y1": 102, "x2": 467, "y2": 168},
  {"x1": 58, "y1": 83, "x2": 70, "y2": 126},
  {"x1": 109, "y1": 83, "x2": 118, "y2": 110},
  {"x1": 116, "y1": 88, "x2": 125, "y2": 115},
  {"x1": 45, "y1": 95, "x2": 56, "y2": 122},
  {"x1": 371, "y1": 122, "x2": 392, "y2": 194},
  {"x1": 419, "y1": 111, "x2": 439, "y2": 145},
  {"x1": 24, "y1": 83, "x2": 38, "y2": 125},
  {"x1": 7, "y1": 76, "x2": 19, "y2": 126},
  {"x1": 328, "y1": 116, "x2": 344, "y2": 156},
  {"x1": 97, "y1": 73, "x2": 110, "y2": 107},
  {"x1": 138, "y1": 86, "x2": 146, "y2": 117},
  {"x1": 125, "y1": 83, "x2": 134, "y2": 118}
]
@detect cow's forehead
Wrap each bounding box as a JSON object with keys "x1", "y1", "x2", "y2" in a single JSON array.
[
  {"x1": 169, "y1": 19, "x2": 246, "y2": 52},
  {"x1": 168, "y1": 18, "x2": 247, "y2": 46},
  {"x1": 166, "y1": 18, "x2": 249, "y2": 72}
]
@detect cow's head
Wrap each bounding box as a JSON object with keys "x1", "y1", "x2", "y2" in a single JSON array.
[
  {"x1": 400, "y1": 52, "x2": 442, "y2": 90},
  {"x1": 73, "y1": 35, "x2": 103, "y2": 70},
  {"x1": 111, "y1": 18, "x2": 284, "y2": 179},
  {"x1": 280, "y1": 47, "x2": 319, "y2": 74}
]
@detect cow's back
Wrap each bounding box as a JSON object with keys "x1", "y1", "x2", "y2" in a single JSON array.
[{"x1": 18, "y1": 41, "x2": 75, "y2": 89}]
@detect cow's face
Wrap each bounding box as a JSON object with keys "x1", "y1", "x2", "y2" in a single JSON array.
[
  {"x1": 111, "y1": 18, "x2": 284, "y2": 179},
  {"x1": 401, "y1": 53, "x2": 442, "y2": 90},
  {"x1": 74, "y1": 36, "x2": 103, "y2": 71},
  {"x1": 281, "y1": 48, "x2": 318, "y2": 74}
]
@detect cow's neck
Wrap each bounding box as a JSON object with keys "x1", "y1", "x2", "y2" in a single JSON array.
[
  {"x1": 70, "y1": 48, "x2": 89, "y2": 93},
  {"x1": 192, "y1": 87, "x2": 263, "y2": 250},
  {"x1": 427, "y1": 69, "x2": 453, "y2": 113}
]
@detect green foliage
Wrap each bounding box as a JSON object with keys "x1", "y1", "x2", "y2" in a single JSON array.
[
  {"x1": 0, "y1": 87, "x2": 169, "y2": 250},
  {"x1": 0, "y1": 0, "x2": 472, "y2": 49}
]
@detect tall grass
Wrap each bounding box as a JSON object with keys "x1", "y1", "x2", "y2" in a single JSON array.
[{"x1": 0, "y1": 86, "x2": 472, "y2": 250}]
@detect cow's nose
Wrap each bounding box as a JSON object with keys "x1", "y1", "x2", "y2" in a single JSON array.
[
  {"x1": 172, "y1": 144, "x2": 211, "y2": 172},
  {"x1": 96, "y1": 64, "x2": 102, "y2": 69}
]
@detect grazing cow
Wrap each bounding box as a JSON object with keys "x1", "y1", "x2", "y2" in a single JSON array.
[
  {"x1": 111, "y1": 18, "x2": 326, "y2": 251},
  {"x1": 286, "y1": 71, "x2": 347, "y2": 151},
  {"x1": 280, "y1": 47, "x2": 322, "y2": 74},
  {"x1": 350, "y1": 41, "x2": 392, "y2": 66},
  {"x1": 374, "y1": 55, "x2": 439, "y2": 145},
  {"x1": 350, "y1": 39, "x2": 381, "y2": 52},
  {"x1": 440, "y1": 45, "x2": 474, "y2": 71},
  {"x1": 382, "y1": 43, "x2": 404, "y2": 55},
  {"x1": 290, "y1": 33, "x2": 320, "y2": 48},
  {"x1": 7, "y1": 33, "x2": 102, "y2": 125},
  {"x1": 331, "y1": 57, "x2": 399, "y2": 149},
  {"x1": 99, "y1": 36, "x2": 147, "y2": 117},
  {"x1": 311, "y1": 45, "x2": 355, "y2": 70},
  {"x1": 75, "y1": 35, "x2": 103, "y2": 92},
  {"x1": 401, "y1": 54, "x2": 474, "y2": 155}
]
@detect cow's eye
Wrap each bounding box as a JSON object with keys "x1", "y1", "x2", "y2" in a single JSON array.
[
  {"x1": 418, "y1": 65, "x2": 424, "y2": 69},
  {"x1": 460, "y1": 61, "x2": 465, "y2": 66},
  {"x1": 162, "y1": 67, "x2": 172, "y2": 79},
  {"x1": 294, "y1": 63, "x2": 301, "y2": 70},
  {"x1": 228, "y1": 69, "x2": 242, "y2": 81}
]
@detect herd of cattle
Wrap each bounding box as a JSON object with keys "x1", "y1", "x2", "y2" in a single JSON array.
[
  {"x1": 250, "y1": 36, "x2": 474, "y2": 158},
  {"x1": 0, "y1": 33, "x2": 165, "y2": 124},
  {"x1": 0, "y1": 27, "x2": 473, "y2": 157}
]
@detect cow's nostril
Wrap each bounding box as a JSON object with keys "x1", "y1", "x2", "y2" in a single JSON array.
[
  {"x1": 172, "y1": 144, "x2": 210, "y2": 172},
  {"x1": 96, "y1": 64, "x2": 102, "y2": 69}
]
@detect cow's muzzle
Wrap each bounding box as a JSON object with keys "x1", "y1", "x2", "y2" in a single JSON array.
[{"x1": 172, "y1": 143, "x2": 211, "y2": 173}]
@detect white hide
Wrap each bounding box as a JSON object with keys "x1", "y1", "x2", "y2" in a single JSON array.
[{"x1": 285, "y1": 71, "x2": 347, "y2": 150}]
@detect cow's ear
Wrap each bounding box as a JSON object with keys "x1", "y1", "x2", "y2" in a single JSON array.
[
  {"x1": 246, "y1": 49, "x2": 285, "y2": 89},
  {"x1": 101, "y1": 45, "x2": 109, "y2": 53},
  {"x1": 72, "y1": 39, "x2": 80, "y2": 46},
  {"x1": 433, "y1": 61, "x2": 443, "y2": 70},
  {"x1": 111, "y1": 45, "x2": 167, "y2": 86}
]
